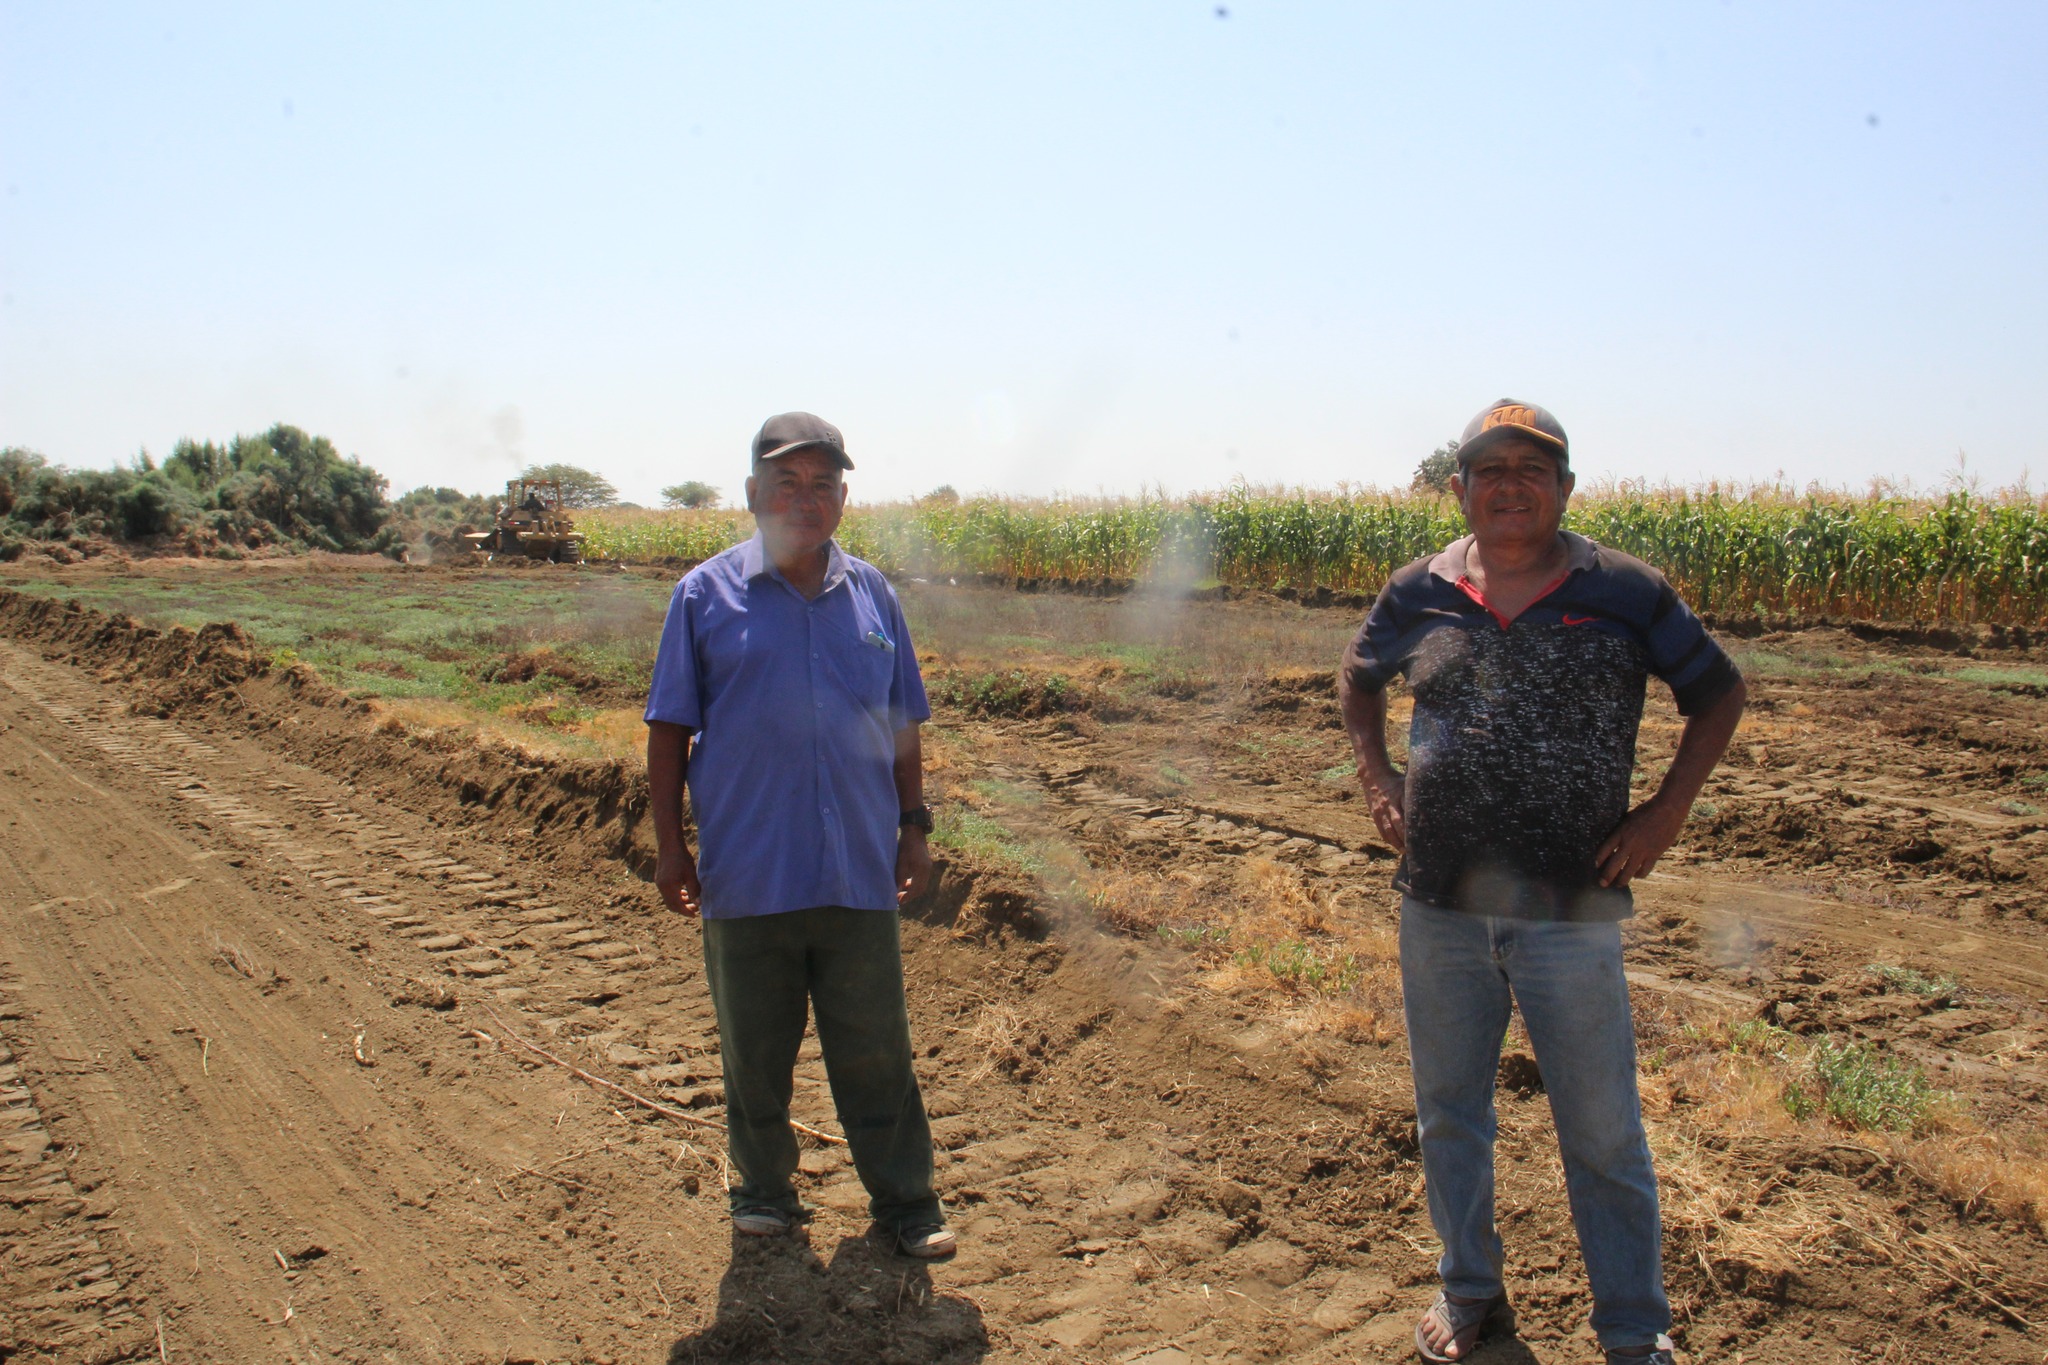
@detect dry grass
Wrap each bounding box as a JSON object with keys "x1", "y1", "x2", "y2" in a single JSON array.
[
  {"x1": 959, "y1": 1003, "x2": 1031, "y2": 1084},
  {"x1": 1082, "y1": 856, "x2": 1400, "y2": 1029},
  {"x1": 367, "y1": 696, "x2": 638, "y2": 763},
  {"x1": 1887, "y1": 1131, "x2": 2048, "y2": 1231},
  {"x1": 1654, "y1": 1130, "x2": 1835, "y2": 1284},
  {"x1": 1634, "y1": 993, "x2": 2048, "y2": 1323}
]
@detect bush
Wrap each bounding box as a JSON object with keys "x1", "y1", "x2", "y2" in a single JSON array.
[
  {"x1": 2, "y1": 425, "x2": 393, "y2": 555},
  {"x1": 1804, "y1": 1037, "x2": 1937, "y2": 1132},
  {"x1": 927, "y1": 667, "x2": 1080, "y2": 718}
]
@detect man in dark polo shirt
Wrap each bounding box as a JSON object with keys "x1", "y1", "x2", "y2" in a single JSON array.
[
  {"x1": 1340, "y1": 400, "x2": 1746, "y2": 1364},
  {"x1": 644, "y1": 412, "x2": 954, "y2": 1259}
]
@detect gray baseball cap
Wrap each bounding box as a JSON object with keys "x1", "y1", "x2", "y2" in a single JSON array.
[
  {"x1": 1458, "y1": 398, "x2": 1569, "y2": 469},
  {"x1": 752, "y1": 411, "x2": 854, "y2": 470}
]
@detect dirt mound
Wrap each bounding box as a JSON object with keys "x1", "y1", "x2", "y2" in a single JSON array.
[
  {"x1": 0, "y1": 587, "x2": 268, "y2": 712},
  {"x1": 476, "y1": 646, "x2": 642, "y2": 706},
  {"x1": 1699, "y1": 612, "x2": 2043, "y2": 654},
  {"x1": 0, "y1": 587, "x2": 1042, "y2": 946},
  {"x1": 926, "y1": 665, "x2": 1093, "y2": 720},
  {"x1": 0, "y1": 588, "x2": 650, "y2": 869}
]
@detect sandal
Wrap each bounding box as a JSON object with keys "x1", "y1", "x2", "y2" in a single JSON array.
[
  {"x1": 731, "y1": 1205, "x2": 795, "y2": 1237},
  {"x1": 1414, "y1": 1289, "x2": 1514, "y2": 1362}
]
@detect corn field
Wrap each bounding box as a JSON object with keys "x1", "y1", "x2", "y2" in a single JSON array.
[{"x1": 580, "y1": 486, "x2": 2048, "y2": 625}]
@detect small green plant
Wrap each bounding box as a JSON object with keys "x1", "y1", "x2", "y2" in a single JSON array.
[
  {"x1": 1866, "y1": 963, "x2": 1959, "y2": 1000},
  {"x1": 1316, "y1": 763, "x2": 1356, "y2": 785},
  {"x1": 2022, "y1": 772, "x2": 2048, "y2": 792},
  {"x1": 969, "y1": 778, "x2": 1044, "y2": 808},
  {"x1": 1808, "y1": 1037, "x2": 1936, "y2": 1132},
  {"x1": 1729, "y1": 1018, "x2": 1795, "y2": 1058},
  {"x1": 1781, "y1": 1081, "x2": 1817, "y2": 1121},
  {"x1": 1158, "y1": 763, "x2": 1191, "y2": 787},
  {"x1": 932, "y1": 806, "x2": 1044, "y2": 879},
  {"x1": 1154, "y1": 923, "x2": 1228, "y2": 950},
  {"x1": 1997, "y1": 798, "x2": 2040, "y2": 817},
  {"x1": 1232, "y1": 939, "x2": 1366, "y2": 995},
  {"x1": 929, "y1": 668, "x2": 1076, "y2": 718}
]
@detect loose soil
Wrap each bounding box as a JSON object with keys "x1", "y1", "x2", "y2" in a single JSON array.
[{"x1": 1, "y1": 569, "x2": 2045, "y2": 1364}]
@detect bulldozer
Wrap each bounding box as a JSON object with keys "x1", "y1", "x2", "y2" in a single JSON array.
[{"x1": 464, "y1": 478, "x2": 587, "y2": 564}]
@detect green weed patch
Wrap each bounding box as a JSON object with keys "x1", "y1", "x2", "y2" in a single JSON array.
[
  {"x1": 1799, "y1": 1037, "x2": 1938, "y2": 1132},
  {"x1": 932, "y1": 806, "x2": 1045, "y2": 880},
  {"x1": 1231, "y1": 938, "x2": 1367, "y2": 996},
  {"x1": 927, "y1": 667, "x2": 1080, "y2": 719},
  {"x1": 1865, "y1": 962, "x2": 1960, "y2": 1000}
]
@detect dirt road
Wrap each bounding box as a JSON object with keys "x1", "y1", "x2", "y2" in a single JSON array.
[{"x1": 2, "y1": 591, "x2": 2046, "y2": 1363}]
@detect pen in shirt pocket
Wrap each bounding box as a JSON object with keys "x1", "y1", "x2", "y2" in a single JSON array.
[{"x1": 864, "y1": 629, "x2": 896, "y2": 653}]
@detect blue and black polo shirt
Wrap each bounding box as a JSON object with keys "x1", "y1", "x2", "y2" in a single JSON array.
[{"x1": 1344, "y1": 531, "x2": 1741, "y2": 921}]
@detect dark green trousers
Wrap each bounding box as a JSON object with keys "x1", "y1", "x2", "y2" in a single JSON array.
[{"x1": 701, "y1": 906, "x2": 941, "y2": 1232}]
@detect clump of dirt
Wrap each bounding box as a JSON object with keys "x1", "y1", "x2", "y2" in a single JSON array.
[
  {"x1": 1248, "y1": 667, "x2": 1338, "y2": 717},
  {"x1": 476, "y1": 647, "x2": 638, "y2": 705}
]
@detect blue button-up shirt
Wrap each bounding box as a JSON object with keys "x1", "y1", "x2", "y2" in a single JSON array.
[{"x1": 645, "y1": 534, "x2": 930, "y2": 918}]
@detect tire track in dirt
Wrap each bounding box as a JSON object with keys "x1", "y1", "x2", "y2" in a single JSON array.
[
  {"x1": 0, "y1": 963, "x2": 145, "y2": 1361},
  {"x1": 0, "y1": 645, "x2": 715, "y2": 1097},
  {"x1": 0, "y1": 650, "x2": 601, "y2": 1361}
]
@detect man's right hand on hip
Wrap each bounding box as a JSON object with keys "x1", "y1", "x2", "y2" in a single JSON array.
[{"x1": 1361, "y1": 767, "x2": 1408, "y2": 853}]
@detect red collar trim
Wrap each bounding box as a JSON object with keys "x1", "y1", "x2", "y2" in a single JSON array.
[{"x1": 1455, "y1": 571, "x2": 1570, "y2": 630}]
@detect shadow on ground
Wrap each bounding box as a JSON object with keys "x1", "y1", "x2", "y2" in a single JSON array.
[{"x1": 668, "y1": 1230, "x2": 989, "y2": 1365}]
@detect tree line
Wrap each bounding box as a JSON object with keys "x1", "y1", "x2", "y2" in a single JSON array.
[
  {"x1": 0, "y1": 426, "x2": 726, "y2": 562},
  {"x1": 2, "y1": 425, "x2": 396, "y2": 560}
]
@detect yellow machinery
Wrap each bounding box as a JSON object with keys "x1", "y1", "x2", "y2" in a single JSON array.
[{"x1": 465, "y1": 479, "x2": 586, "y2": 564}]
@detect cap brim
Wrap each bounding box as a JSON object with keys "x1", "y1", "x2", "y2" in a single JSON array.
[
  {"x1": 1459, "y1": 425, "x2": 1567, "y2": 462},
  {"x1": 755, "y1": 439, "x2": 854, "y2": 470}
]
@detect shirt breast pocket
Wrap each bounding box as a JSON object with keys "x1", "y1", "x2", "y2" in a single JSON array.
[{"x1": 825, "y1": 616, "x2": 897, "y2": 712}]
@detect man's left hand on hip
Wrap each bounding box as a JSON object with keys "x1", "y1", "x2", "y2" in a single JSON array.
[{"x1": 1594, "y1": 795, "x2": 1690, "y2": 889}]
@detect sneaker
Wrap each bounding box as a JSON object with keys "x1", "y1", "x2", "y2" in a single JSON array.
[
  {"x1": 731, "y1": 1206, "x2": 794, "y2": 1237},
  {"x1": 893, "y1": 1223, "x2": 958, "y2": 1259},
  {"x1": 1606, "y1": 1334, "x2": 1677, "y2": 1365}
]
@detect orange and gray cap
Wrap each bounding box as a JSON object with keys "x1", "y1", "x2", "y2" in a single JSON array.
[
  {"x1": 1457, "y1": 398, "x2": 1569, "y2": 470},
  {"x1": 752, "y1": 411, "x2": 853, "y2": 470}
]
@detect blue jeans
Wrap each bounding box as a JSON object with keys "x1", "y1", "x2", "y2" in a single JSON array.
[{"x1": 1399, "y1": 896, "x2": 1669, "y2": 1350}]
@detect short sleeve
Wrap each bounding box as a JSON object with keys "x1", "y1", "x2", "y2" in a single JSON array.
[
  {"x1": 644, "y1": 580, "x2": 704, "y2": 727},
  {"x1": 883, "y1": 585, "x2": 930, "y2": 729},
  {"x1": 1342, "y1": 582, "x2": 1404, "y2": 695},
  {"x1": 1644, "y1": 579, "x2": 1741, "y2": 716}
]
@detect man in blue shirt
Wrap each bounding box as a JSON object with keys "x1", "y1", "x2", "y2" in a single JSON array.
[
  {"x1": 645, "y1": 412, "x2": 953, "y2": 1259},
  {"x1": 1341, "y1": 400, "x2": 1746, "y2": 1364}
]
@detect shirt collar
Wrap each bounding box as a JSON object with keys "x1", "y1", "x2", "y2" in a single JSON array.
[
  {"x1": 739, "y1": 532, "x2": 851, "y2": 594},
  {"x1": 1429, "y1": 530, "x2": 1598, "y2": 582}
]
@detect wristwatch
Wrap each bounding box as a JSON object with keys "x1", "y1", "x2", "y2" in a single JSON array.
[{"x1": 898, "y1": 806, "x2": 934, "y2": 834}]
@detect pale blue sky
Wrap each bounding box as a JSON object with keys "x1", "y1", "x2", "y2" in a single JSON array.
[{"x1": 4, "y1": 3, "x2": 2043, "y2": 505}]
